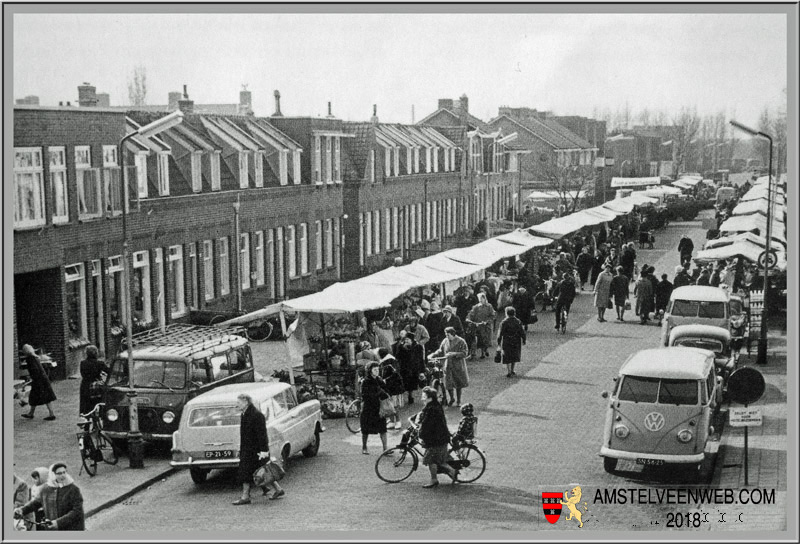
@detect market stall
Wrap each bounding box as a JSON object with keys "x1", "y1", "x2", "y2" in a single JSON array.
[{"x1": 694, "y1": 239, "x2": 787, "y2": 272}]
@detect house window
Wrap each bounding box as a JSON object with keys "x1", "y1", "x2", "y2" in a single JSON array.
[
  {"x1": 254, "y1": 231, "x2": 265, "y2": 286},
  {"x1": 314, "y1": 136, "x2": 322, "y2": 184},
  {"x1": 218, "y1": 237, "x2": 230, "y2": 296},
  {"x1": 254, "y1": 151, "x2": 264, "y2": 187},
  {"x1": 157, "y1": 152, "x2": 170, "y2": 196},
  {"x1": 373, "y1": 210, "x2": 381, "y2": 254},
  {"x1": 107, "y1": 256, "x2": 126, "y2": 328},
  {"x1": 203, "y1": 240, "x2": 214, "y2": 301},
  {"x1": 426, "y1": 201, "x2": 432, "y2": 240},
  {"x1": 406, "y1": 148, "x2": 413, "y2": 175},
  {"x1": 154, "y1": 248, "x2": 166, "y2": 328},
  {"x1": 188, "y1": 243, "x2": 199, "y2": 309},
  {"x1": 132, "y1": 251, "x2": 152, "y2": 323},
  {"x1": 65, "y1": 263, "x2": 88, "y2": 342},
  {"x1": 450, "y1": 148, "x2": 456, "y2": 172},
  {"x1": 325, "y1": 138, "x2": 333, "y2": 184},
  {"x1": 286, "y1": 225, "x2": 297, "y2": 278},
  {"x1": 191, "y1": 152, "x2": 202, "y2": 192},
  {"x1": 102, "y1": 146, "x2": 118, "y2": 168},
  {"x1": 293, "y1": 150, "x2": 302, "y2": 185},
  {"x1": 369, "y1": 150, "x2": 376, "y2": 182},
  {"x1": 238, "y1": 151, "x2": 249, "y2": 189},
  {"x1": 470, "y1": 137, "x2": 481, "y2": 173},
  {"x1": 414, "y1": 148, "x2": 420, "y2": 174},
  {"x1": 240, "y1": 233, "x2": 251, "y2": 290},
  {"x1": 48, "y1": 147, "x2": 68, "y2": 224},
  {"x1": 384, "y1": 208, "x2": 391, "y2": 250},
  {"x1": 444, "y1": 147, "x2": 450, "y2": 172},
  {"x1": 210, "y1": 152, "x2": 221, "y2": 191},
  {"x1": 334, "y1": 137, "x2": 341, "y2": 182},
  {"x1": 267, "y1": 230, "x2": 276, "y2": 299},
  {"x1": 315, "y1": 221, "x2": 323, "y2": 271},
  {"x1": 299, "y1": 223, "x2": 309, "y2": 275},
  {"x1": 392, "y1": 207, "x2": 399, "y2": 249},
  {"x1": 104, "y1": 167, "x2": 123, "y2": 216},
  {"x1": 169, "y1": 246, "x2": 186, "y2": 317},
  {"x1": 325, "y1": 219, "x2": 334, "y2": 268},
  {"x1": 135, "y1": 152, "x2": 149, "y2": 198},
  {"x1": 75, "y1": 146, "x2": 101, "y2": 219},
  {"x1": 384, "y1": 148, "x2": 391, "y2": 178},
  {"x1": 365, "y1": 211, "x2": 373, "y2": 256}
]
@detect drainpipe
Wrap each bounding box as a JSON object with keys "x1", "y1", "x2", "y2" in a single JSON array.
[{"x1": 233, "y1": 195, "x2": 242, "y2": 313}]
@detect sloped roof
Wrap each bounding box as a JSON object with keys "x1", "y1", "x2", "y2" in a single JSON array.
[
  {"x1": 539, "y1": 117, "x2": 595, "y2": 149},
  {"x1": 417, "y1": 107, "x2": 488, "y2": 131},
  {"x1": 488, "y1": 115, "x2": 563, "y2": 149},
  {"x1": 342, "y1": 122, "x2": 373, "y2": 181}
]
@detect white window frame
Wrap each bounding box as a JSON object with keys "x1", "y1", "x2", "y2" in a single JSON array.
[
  {"x1": 267, "y1": 230, "x2": 276, "y2": 299},
  {"x1": 75, "y1": 146, "x2": 102, "y2": 219},
  {"x1": 373, "y1": 209, "x2": 381, "y2": 254},
  {"x1": 169, "y1": 245, "x2": 186, "y2": 318},
  {"x1": 157, "y1": 152, "x2": 170, "y2": 196},
  {"x1": 443, "y1": 146, "x2": 450, "y2": 172},
  {"x1": 102, "y1": 145, "x2": 118, "y2": 168},
  {"x1": 433, "y1": 147, "x2": 439, "y2": 173},
  {"x1": 286, "y1": 225, "x2": 297, "y2": 278},
  {"x1": 132, "y1": 250, "x2": 152, "y2": 323},
  {"x1": 292, "y1": 150, "x2": 302, "y2": 185},
  {"x1": 154, "y1": 248, "x2": 166, "y2": 328},
  {"x1": 299, "y1": 223, "x2": 309, "y2": 275},
  {"x1": 190, "y1": 152, "x2": 202, "y2": 192},
  {"x1": 325, "y1": 219, "x2": 334, "y2": 268},
  {"x1": 450, "y1": 148, "x2": 457, "y2": 172},
  {"x1": 365, "y1": 211, "x2": 373, "y2": 256},
  {"x1": 314, "y1": 136, "x2": 322, "y2": 184},
  {"x1": 410, "y1": 205, "x2": 416, "y2": 244},
  {"x1": 203, "y1": 240, "x2": 214, "y2": 301},
  {"x1": 425, "y1": 147, "x2": 432, "y2": 173},
  {"x1": 65, "y1": 263, "x2": 88, "y2": 340},
  {"x1": 254, "y1": 231, "x2": 265, "y2": 286},
  {"x1": 102, "y1": 147, "x2": 122, "y2": 216},
  {"x1": 238, "y1": 151, "x2": 250, "y2": 189},
  {"x1": 393, "y1": 146, "x2": 400, "y2": 177},
  {"x1": 188, "y1": 243, "x2": 199, "y2": 309},
  {"x1": 384, "y1": 147, "x2": 391, "y2": 178},
  {"x1": 279, "y1": 150, "x2": 288, "y2": 186},
  {"x1": 240, "y1": 233, "x2": 251, "y2": 290},
  {"x1": 325, "y1": 137, "x2": 333, "y2": 184},
  {"x1": 315, "y1": 220, "x2": 323, "y2": 271},
  {"x1": 218, "y1": 237, "x2": 230, "y2": 296},
  {"x1": 48, "y1": 146, "x2": 69, "y2": 224},
  {"x1": 384, "y1": 208, "x2": 391, "y2": 251},
  {"x1": 392, "y1": 207, "x2": 399, "y2": 249},
  {"x1": 406, "y1": 148, "x2": 413, "y2": 175},
  {"x1": 414, "y1": 147, "x2": 420, "y2": 174},
  {"x1": 334, "y1": 137, "x2": 341, "y2": 182},
  {"x1": 135, "y1": 152, "x2": 149, "y2": 198},
  {"x1": 254, "y1": 150, "x2": 264, "y2": 188},
  {"x1": 210, "y1": 152, "x2": 221, "y2": 191},
  {"x1": 426, "y1": 201, "x2": 432, "y2": 240}
]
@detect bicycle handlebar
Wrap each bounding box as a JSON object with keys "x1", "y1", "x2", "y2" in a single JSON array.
[{"x1": 79, "y1": 402, "x2": 105, "y2": 419}]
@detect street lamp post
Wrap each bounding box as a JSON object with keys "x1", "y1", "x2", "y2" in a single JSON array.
[
  {"x1": 729, "y1": 120, "x2": 773, "y2": 366},
  {"x1": 119, "y1": 111, "x2": 184, "y2": 468}
]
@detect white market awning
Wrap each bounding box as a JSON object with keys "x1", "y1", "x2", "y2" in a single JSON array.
[
  {"x1": 672, "y1": 180, "x2": 694, "y2": 190},
  {"x1": 719, "y1": 214, "x2": 786, "y2": 242},
  {"x1": 494, "y1": 229, "x2": 554, "y2": 249},
  {"x1": 611, "y1": 177, "x2": 661, "y2": 188},
  {"x1": 704, "y1": 232, "x2": 787, "y2": 253},
  {"x1": 695, "y1": 240, "x2": 786, "y2": 271},
  {"x1": 282, "y1": 282, "x2": 412, "y2": 314},
  {"x1": 530, "y1": 213, "x2": 593, "y2": 239}
]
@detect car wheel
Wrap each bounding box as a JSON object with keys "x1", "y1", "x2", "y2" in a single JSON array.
[
  {"x1": 603, "y1": 457, "x2": 618, "y2": 474},
  {"x1": 302, "y1": 429, "x2": 321, "y2": 458},
  {"x1": 189, "y1": 467, "x2": 209, "y2": 484},
  {"x1": 281, "y1": 445, "x2": 291, "y2": 471}
]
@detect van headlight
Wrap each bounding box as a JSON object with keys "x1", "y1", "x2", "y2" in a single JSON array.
[
  {"x1": 106, "y1": 409, "x2": 119, "y2": 422},
  {"x1": 677, "y1": 429, "x2": 693, "y2": 443},
  {"x1": 162, "y1": 411, "x2": 176, "y2": 424},
  {"x1": 614, "y1": 424, "x2": 630, "y2": 438}
]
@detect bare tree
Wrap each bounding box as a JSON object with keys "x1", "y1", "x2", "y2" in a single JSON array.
[
  {"x1": 127, "y1": 65, "x2": 148, "y2": 107},
  {"x1": 757, "y1": 107, "x2": 772, "y2": 168},
  {"x1": 669, "y1": 107, "x2": 701, "y2": 176},
  {"x1": 544, "y1": 163, "x2": 595, "y2": 215},
  {"x1": 772, "y1": 88, "x2": 787, "y2": 175},
  {"x1": 636, "y1": 107, "x2": 651, "y2": 127}
]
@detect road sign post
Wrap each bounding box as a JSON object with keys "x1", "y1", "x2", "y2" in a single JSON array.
[{"x1": 726, "y1": 367, "x2": 766, "y2": 487}]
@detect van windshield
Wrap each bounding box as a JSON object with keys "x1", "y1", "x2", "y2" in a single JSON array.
[
  {"x1": 108, "y1": 359, "x2": 186, "y2": 390},
  {"x1": 188, "y1": 406, "x2": 241, "y2": 427},
  {"x1": 619, "y1": 376, "x2": 699, "y2": 405},
  {"x1": 672, "y1": 300, "x2": 726, "y2": 318}
]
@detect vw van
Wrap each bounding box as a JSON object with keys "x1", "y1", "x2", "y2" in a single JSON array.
[
  {"x1": 170, "y1": 382, "x2": 323, "y2": 484},
  {"x1": 668, "y1": 325, "x2": 736, "y2": 382},
  {"x1": 600, "y1": 347, "x2": 722, "y2": 475},
  {"x1": 102, "y1": 324, "x2": 255, "y2": 442},
  {"x1": 660, "y1": 286, "x2": 730, "y2": 346}
]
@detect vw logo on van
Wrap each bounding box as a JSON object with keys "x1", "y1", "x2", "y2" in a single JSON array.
[{"x1": 644, "y1": 412, "x2": 665, "y2": 432}]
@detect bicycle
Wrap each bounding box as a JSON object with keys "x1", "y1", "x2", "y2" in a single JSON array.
[
  {"x1": 559, "y1": 306, "x2": 569, "y2": 334},
  {"x1": 209, "y1": 313, "x2": 282, "y2": 342},
  {"x1": 375, "y1": 417, "x2": 486, "y2": 484},
  {"x1": 77, "y1": 402, "x2": 119, "y2": 476},
  {"x1": 425, "y1": 356, "x2": 448, "y2": 404}
]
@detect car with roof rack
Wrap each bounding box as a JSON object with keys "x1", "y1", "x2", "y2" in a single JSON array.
[{"x1": 101, "y1": 324, "x2": 255, "y2": 443}]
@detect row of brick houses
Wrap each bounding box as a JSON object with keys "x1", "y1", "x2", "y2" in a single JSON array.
[{"x1": 13, "y1": 88, "x2": 527, "y2": 379}]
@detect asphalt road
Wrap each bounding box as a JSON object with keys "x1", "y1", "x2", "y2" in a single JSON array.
[{"x1": 89, "y1": 217, "x2": 742, "y2": 533}]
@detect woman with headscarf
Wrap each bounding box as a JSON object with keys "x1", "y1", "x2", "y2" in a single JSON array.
[
  {"x1": 232, "y1": 393, "x2": 283, "y2": 504},
  {"x1": 497, "y1": 307, "x2": 526, "y2": 378},
  {"x1": 609, "y1": 266, "x2": 630, "y2": 322},
  {"x1": 16, "y1": 463, "x2": 84, "y2": 530},
  {"x1": 593, "y1": 263, "x2": 614, "y2": 322},
  {"x1": 428, "y1": 327, "x2": 469, "y2": 407},
  {"x1": 359, "y1": 362, "x2": 389, "y2": 455},
  {"x1": 467, "y1": 292, "x2": 496, "y2": 359},
  {"x1": 634, "y1": 270, "x2": 655, "y2": 325},
  {"x1": 79, "y1": 345, "x2": 109, "y2": 416},
  {"x1": 13, "y1": 474, "x2": 33, "y2": 530},
  {"x1": 20, "y1": 344, "x2": 56, "y2": 421}
]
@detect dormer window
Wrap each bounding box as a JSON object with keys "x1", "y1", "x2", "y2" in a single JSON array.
[
  {"x1": 279, "y1": 150, "x2": 289, "y2": 186},
  {"x1": 414, "y1": 148, "x2": 420, "y2": 174},
  {"x1": 210, "y1": 152, "x2": 221, "y2": 191},
  {"x1": 238, "y1": 151, "x2": 249, "y2": 188},
  {"x1": 433, "y1": 147, "x2": 439, "y2": 173},
  {"x1": 384, "y1": 147, "x2": 391, "y2": 177},
  {"x1": 157, "y1": 152, "x2": 170, "y2": 196},
  {"x1": 314, "y1": 136, "x2": 322, "y2": 184},
  {"x1": 191, "y1": 152, "x2": 202, "y2": 192},
  {"x1": 393, "y1": 147, "x2": 400, "y2": 177},
  {"x1": 425, "y1": 147, "x2": 432, "y2": 173}
]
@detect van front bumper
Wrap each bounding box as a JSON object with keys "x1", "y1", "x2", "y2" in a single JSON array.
[
  {"x1": 105, "y1": 431, "x2": 173, "y2": 441},
  {"x1": 170, "y1": 457, "x2": 240, "y2": 469},
  {"x1": 599, "y1": 446, "x2": 704, "y2": 464}
]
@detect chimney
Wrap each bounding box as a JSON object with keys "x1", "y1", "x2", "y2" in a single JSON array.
[
  {"x1": 15, "y1": 95, "x2": 40, "y2": 106},
  {"x1": 168, "y1": 92, "x2": 182, "y2": 110},
  {"x1": 59, "y1": 101, "x2": 64, "y2": 106},
  {"x1": 326, "y1": 101, "x2": 334, "y2": 118},
  {"x1": 272, "y1": 90, "x2": 282, "y2": 117},
  {"x1": 78, "y1": 82, "x2": 98, "y2": 107},
  {"x1": 370, "y1": 104, "x2": 379, "y2": 124},
  {"x1": 177, "y1": 85, "x2": 194, "y2": 114},
  {"x1": 239, "y1": 86, "x2": 253, "y2": 115},
  {"x1": 438, "y1": 98, "x2": 454, "y2": 111},
  {"x1": 96, "y1": 93, "x2": 110, "y2": 108},
  {"x1": 459, "y1": 94, "x2": 469, "y2": 113}
]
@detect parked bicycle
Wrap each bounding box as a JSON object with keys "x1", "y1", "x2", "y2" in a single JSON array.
[
  {"x1": 208, "y1": 313, "x2": 282, "y2": 342},
  {"x1": 558, "y1": 305, "x2": 569, "y2": 334},
  {"x1": 375, "y1": 416, "x2": 486, "y2": 484},
  {"x1": 77, "y1": 402, "x2": 119, "y2": 476}
]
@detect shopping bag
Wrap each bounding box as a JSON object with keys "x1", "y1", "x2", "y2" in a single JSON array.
[
  {"x1": 379, "y1": 397, "x2": 396, "y2": 418},
  {"x1": 625, "y1": 300, "x2": 632, "y2": 311},
  {"x1": 494, "y1": 350, "x2": 503, "y2": 364}
]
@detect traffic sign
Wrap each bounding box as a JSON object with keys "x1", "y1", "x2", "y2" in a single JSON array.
[
  {"x1": 729, "y1": 407, "x2": 763, "y2": 427},
  {"x1": 727, "y1": 367, "x2": 766, "y2": 405},
  {"x1": 758, "y1": 250, "x2": 778, "y2": 270}
]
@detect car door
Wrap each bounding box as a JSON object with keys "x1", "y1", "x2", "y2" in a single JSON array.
[
  {"x1": 267, "y1": 391, "x2": 292, "y2": 458},
  {"x1": 283, "y1": 387, "x2": 312, "y2": 451}
]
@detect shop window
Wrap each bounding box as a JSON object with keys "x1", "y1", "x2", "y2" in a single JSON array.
[
  {"x1": 132, "y1": 251, "x2": 152, "y2": 325},
  {"x1": 240, "y1": 233, "x2": 251, "y2": 290},
  {"x1": 65, "y1": 263, "x2": 88, "y2": 344},
  {"x1": 48, "y1": 147, "x2": 69, "y2": 224}
]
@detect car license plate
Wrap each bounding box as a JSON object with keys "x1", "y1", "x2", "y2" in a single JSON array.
[
  {"x1": 204, "y1": 450, "x2": 234, "y2": 459},
  {"x1": 636, "y1": 457, "x2": 664, "y2": 466}
]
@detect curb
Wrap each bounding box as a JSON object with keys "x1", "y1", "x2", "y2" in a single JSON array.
[{"x1": 85, "y1": 467, "x2": 179, "y2": 519}]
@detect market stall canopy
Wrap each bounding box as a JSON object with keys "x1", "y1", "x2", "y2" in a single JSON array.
[
  {"x1": 642, "y1": 185, "x2": 683, "y2": 196},
  {"x1": 282, "y1": 281, "x2": 413, "y2": 314},
  {"x1": 412, "y1": 253, "x2": 487, "y2": 278},
  {"x1": 494, "y1": 229, "x2": 554, "y2": 249},
  {"x1": 610, "y1": 176, "x2": 661, "y2": 188},
  {"x1": 214, "y1": 301, "x2": 286, "y2": 327},
  {"x1": 739, "y1": 191, "x2": 786, "y2": 205},
  {"x1": 580, "y1": 205, "x2": 623, "y2": 223},
  {"x1": 443, "y1": 237, "x2": 536, "y2": 266},
  {"x1": 704, "y1": 231, "x2": 787, "y2": 253},
  {"x1": 602, "y1": 198, "x2": 635, "y2": 214},
  {"x1": 525, "y1": 190, "x2": 588, "y2": 201},
  {"x1": 732, "y1": 199, "x2": 787, "y2": 217},
  {"x1": 625, "y1": 193, "x2": 658, "y2": 206},
  {"x1": 529, "y1": 213, "x2": 594, "y2": 239},
  {"x1": 676, "y1": 176, "x2": 703, "y2": 186},
  {"x1": 695, "y1": 240, "x2": 786, "y2": 271},
  {"x1": 718, "y1": 213, "x2": 786, "y2": 242},
  {"x1": 672, "y1": 180, "x2": 694, "y2": 190}
]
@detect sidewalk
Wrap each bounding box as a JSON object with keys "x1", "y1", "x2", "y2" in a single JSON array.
[{"x1": 12, "y1": 376, "x2": 176, "y2": 518}]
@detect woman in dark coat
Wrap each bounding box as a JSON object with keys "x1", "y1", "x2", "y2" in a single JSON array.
[
  {"x1": 655, "y1": 273, "x2": 674, "y2": 324},
  {"x1": 590, "y1": 249, "x2": 604, "y2": 287},
  {"x1": 416, "y1": 387, "x2": 457, "y2": 488},
  {"x1": 233, "y1": 393, "x2": 282, "y2": 505},
  {"x1": 511, "y1": 287, "x2": 534, "y2": 330},
  {"x1": 609, "y1": 267, "x2": 630, "y2": 322},
  {"x1": 79, "y1": 345, "x2": 109, "y2": 416},
  {"x1": 16, "y1": 462, "x2": 84, "y2": 530},
  {"x1": 575, "y1": 247, "x2": 594, "y2": 291},
  {"x1": 360, "y1": 362, "x2": 389, "y2": 454},
  {"x1": 497, "y1": 307, "x2": 527, "y2": 378},
  {"x1": 634, "y1": 271, "x2": 655, "y2": 325},
  {"x1": 20, "y1": 344, "x2": 56, "y2": 420},
  {"x1": 395, "y1": 335, "x2": 426, "y2": 405}
]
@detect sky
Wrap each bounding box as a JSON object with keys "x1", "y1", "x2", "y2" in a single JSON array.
[{"x1": 12, "y1": 10, "x2": 789, "y2": 128}]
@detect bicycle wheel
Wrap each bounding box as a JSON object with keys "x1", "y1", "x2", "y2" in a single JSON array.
[
  {"x1": 449, "y1": 444, "x2": 486, "y2": 483},
  {"x1": 344, "y1": 399, "x2": 362, "y2": 434},
  {"x1": 245, "y1": 321, "x2": 272, "y2": 342},
  {"x1": 375, "y1": 446, "x2": 418, "y2": 483},
  {"x1": 97, "y1": 432, "x2": 120, "y2": 465},
  {"x1": 208, "y1": 314, "x2": 226, "y2": 326},
  {"x1": 79, "y1": 433, "x2": 98, "y2": 477},
  {"x1": 561, "y1": 311, "x2": 567, "y2": 334}
]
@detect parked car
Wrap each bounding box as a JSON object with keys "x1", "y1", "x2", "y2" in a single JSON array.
[
  {"x1": 102, "y1": 324, "x2": 256, "y2": 443},
  {"x1": 667, "y1": 324, "x2": 736, "y2": 383},
  {"x1": 660, "y1": 286, "x2": 731, "y2": 346},
  {"x1": 170, "y1": 381, "x2": 323, "y2": 484},
  {"x1": 600, "y1": 347, "x2": 722, "y2": 477}
]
